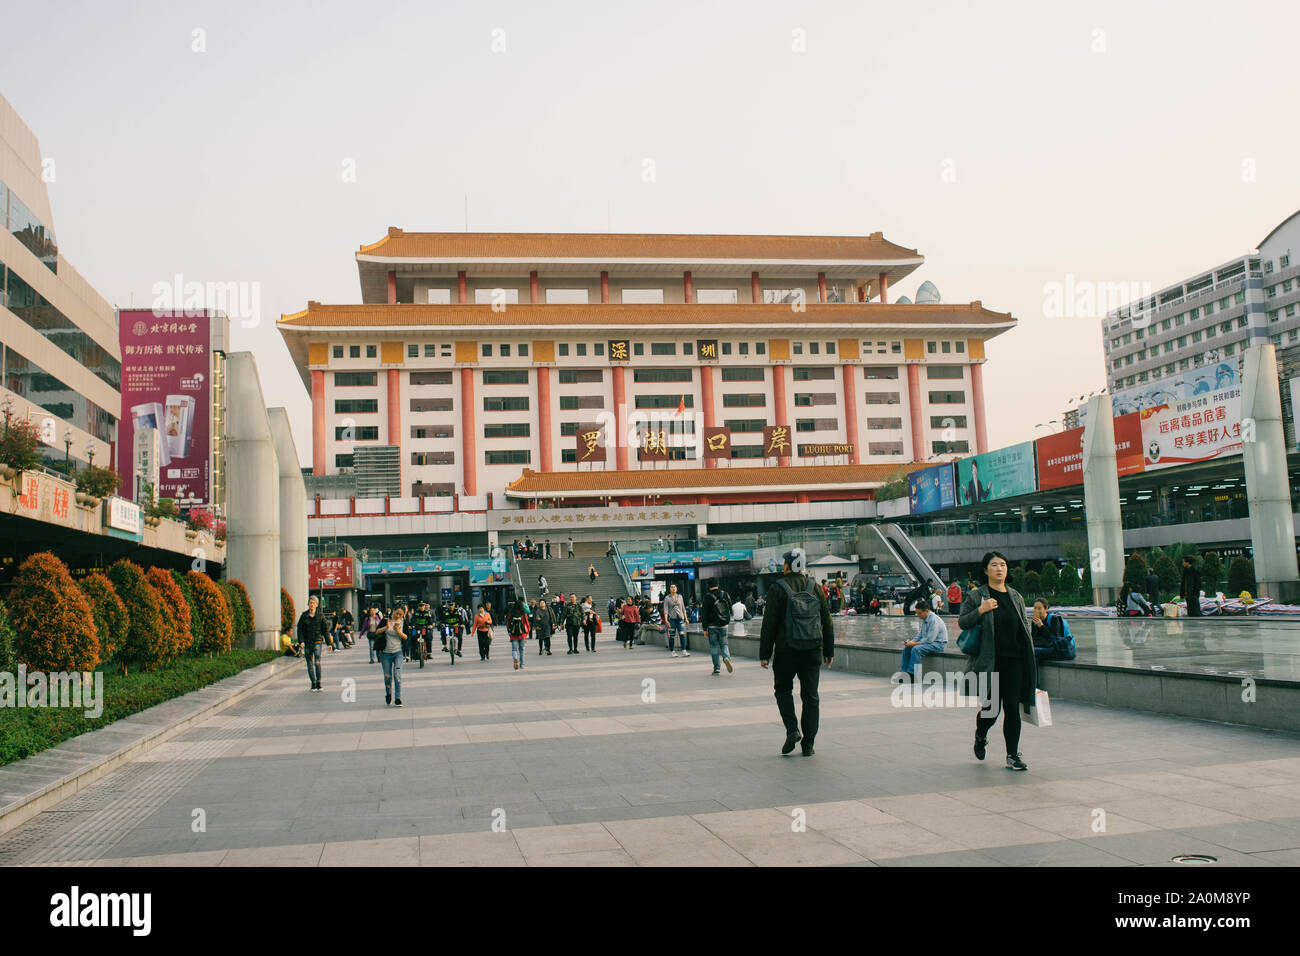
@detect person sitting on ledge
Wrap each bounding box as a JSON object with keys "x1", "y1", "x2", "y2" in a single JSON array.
[
  {"x1": 898, "y1": 602, "x2": 947, "y2": 682},
  {"x1": 1030, "y1": 598, "x2": 1076, "y2": 661}
]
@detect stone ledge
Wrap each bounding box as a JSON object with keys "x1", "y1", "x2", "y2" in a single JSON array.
[{"x1": 0, "y1": 656, "x2": 301, "y2": 837}]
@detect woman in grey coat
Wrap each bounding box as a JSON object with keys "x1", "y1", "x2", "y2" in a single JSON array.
[{"x1": 957, "y1": 551, "x2": 1038, "y2": 771}]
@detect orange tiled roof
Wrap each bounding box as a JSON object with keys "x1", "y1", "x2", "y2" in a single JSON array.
[
  {"x1": 279, "y1": 301, "x2": 1013, "y2": 329},
  {"x1": 358, "y1": 228, "x2": 922, "y2": 261},
  {"x1": 505, "y1": 462, "x2": 930, "y2": 497}
]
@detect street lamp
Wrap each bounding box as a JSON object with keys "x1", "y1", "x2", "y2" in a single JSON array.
[
  {"x1": 86, "y1": 441, "x2": 96, "y2": 469},
  {"x1": 63, "y1": 426, "x2": 73, "y2": 474}
]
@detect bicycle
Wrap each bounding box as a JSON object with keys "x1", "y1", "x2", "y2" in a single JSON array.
[
  {"x1": 416, "y1": 629, "x2": 428, "y2": 668},
  {"x1": 446, "y1": 624, "x2": 458, "y2": 666}
]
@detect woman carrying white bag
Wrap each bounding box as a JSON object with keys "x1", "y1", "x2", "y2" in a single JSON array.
[{"x1": 956, "y1": 551, "x2": 1044, "y2": 772}]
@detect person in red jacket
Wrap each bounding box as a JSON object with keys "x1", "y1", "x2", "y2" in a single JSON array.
[{"x1": 618, "y1": 597, "x2": 641, "y2": 649}]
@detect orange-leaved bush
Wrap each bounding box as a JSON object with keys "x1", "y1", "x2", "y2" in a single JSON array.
[
  {"x1": 281, "y1": 588, "x2": 295, "y2": 635},
  {"x1": 7, "y1": 552, "x2": 100, "y2": 671},
  {"x1": 170, "y1": 569, "x2": 203, "y2": 654},
  {"x1": 226, "y1": 579, "x2": 254, "y2": 640},
  {"x1": 107, "y1": 559, "x2": 168, "y2": 673},
  {"x1": 147, "y1": 566, "x2": 193, "y2": 657},
  {"x1": 187, "y1": 570, "x2": 233, "y2": 655},
  {"x1": 78, "y1": 572, "x2": 129, "y2": 664}
]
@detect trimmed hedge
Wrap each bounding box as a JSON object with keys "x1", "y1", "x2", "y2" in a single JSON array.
[
  {"x1": 7, "y1": 552, "x2": 100, "y2": 672},
  {"x1": 225, "y1": 579, "x2": 254, "y2": 640},
  {"x1": 0, "y1": 600, "x2": 15, "y2": 673},
  {"x1": 146, "y1": 566, "x2": 191, "y2": 660},
  {"x1": 0, "y1": 648, "x2": 280, "y2": 765},
  {"x1": 78, "y1": 573, "x2": 129, "y2": 664},
  {"x1": 281, "y1": 588, "x2": 295, "y2": 635},
  {"x1": 171, "y1": 569, "x2": 202, "y2": 654},
  {"x1": 107, "y1": 559, "x2": 169, "y2": 674},
  {"x1": 187, "y1": 571, "x2": 233, "y2": 655},
  {"x1": 221, "y1": 582, "x2": 247, "y2": 642}
]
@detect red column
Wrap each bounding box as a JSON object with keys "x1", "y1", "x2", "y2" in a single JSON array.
[
  {"x1": 751, "y1": 271, "x2": 761, "y2": 303},
  {"x1": 841, "y1": 363, "x2": 860, "y2": 465},
  {"x1": 700, "y1": 364, "x2": 716, "y2": 469},
  {"x1": 600, "y1": 271, "x2": 609, "y2": 303},
  {"x1": 817, "y1": 272, "x2": 827, "y2": 303},
  {"x1": 612, "y1": 365, "x2": 628, "y2": 470},
  {"x1": 771, "y1": 364, "x2": 790, "y2": 467},
  {"x1": 971, "y1": 361, "x2": 989, "y2": 454},
  {"x1": 460, "y1": 368, "x2": 477, "y2": 495},
  {"x1": 537, "y1": 366, "x2": 552, "y2": 472},
  {"x1": 878, "y1": 272, "x2": 889, "y2": 304},
  {"x1": 311, "y1": 369, "x2": 326, "y2": 475},
  {"x1": 387, "y1": 368, "x2": 401, "y2": 446},
  {"x1": 387, "y1": 270, "x2": 397, "y2": 304},
  {"x1": 529, "y1": 270, "x2": 538, "y2": 304},
  {"x1": 906, "y1": 364, "x2": 925, "y2": 461},
  {"x1": 858, "y1": 285, "x2": 867, "y2": 303},
  {"x1": 683, "y1": 271, "x2": 693, "y2": 304},
  {"x1": 457, "y1": 270, "x2": 467, "y2": 304}
]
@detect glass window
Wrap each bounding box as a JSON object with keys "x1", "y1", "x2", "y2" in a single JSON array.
[
  {"x1": 335, "y1": 425, "x2": 379, "y2": 441},
  {"x1": 483, "y1": 422, "x2": 530, "y2": 438},
  {"x1": 756, "y1": 342, "x2": 766, "y2": 355},
  {"x1": 334, "y1": 399, "x2": 378, "y2": 414},
  {"x1": 634, "y1": 343, "x2": 644, "y2": 356},
  {"x1": 927, "y1": 390, "x2": 966, "y2": 404},
  {"x1": 826, "y1": 342, "x2": 836, "y2": 354},
  {"x1": 651, "y1": 343, "x2": 676, "y2": 356},
  {"x1": 349, "y1": 345, "x2": 360, "y2": 358},
  {"x1": 809, "y1": 342, "x2": 820, "y2": 355},
  {"x1": 519, "y1": 343, "x2": 529, "y2": 357},
  {"x1": 925, "y1": 365, "x2": 963, "y2": 379},
  {"x1": 483, "y1": 396, "x2": 529, "y2": 411},
  {"x1": 721, "y1": 393, "x2": 765, "y2": 408},
  {"x1": 485, "y1": 449, "x2": 532, "y2": 465},
  {"x1": 482, "y1": 344, "x2": 493, "y2": 357},
  {"x1": 633, "y1": 368, "x2": 692, "y2": 383},
  {"x1": 722, "y1": 367, "x2": 764, "y2": 382},
  {"x1": 559, "y1": 395, "x2": 604, "y2": 409},
  {"x1": 424, "y1": 344, "x2": 436, "y2": 357},
  {"x1": 407, "y1": 344, "x2": 418, "y2": 358},
  {"x1": 595, "y1": 343, "x2": 604, "y2": 356},
  {"x1": 739, "y1": 343, "x2": 750, "y2": 355},
  {"x1": 558, "y1": 343, "x2": 569, "y2": 356},
  {"x1": 559, "y1": 369, "x2": 603, "y2": 384},
  {"x1": 793, "y1": 342, "x2": 804, "y2": 355},
  {"x1": 334, "y1": 371, "x2": 377, "y2": 386},
  {"x1": 366, "y1": 345, "x2": 377, "y2": 358},
  {"x1": 721, "y1": 342, "x2": 733, "y2": 355},
  {"x1": 410, "y1": 370, "x2": 452, "y2": 385},
  {"x1": 333, "y1": 346, "x2": 343, "y2": 358},
  {"x1": 482, "y1": 369, "x2": 528, "y2": 384},
  {"x1": 636, "y1": 394, "x2": 695, "y2": 409},
  {"x1": 500, "y1": 344, "x2": 511, "y2": 357},
  {"x1": 576, "y1": 343, "x2": 586, "y2": 356}
]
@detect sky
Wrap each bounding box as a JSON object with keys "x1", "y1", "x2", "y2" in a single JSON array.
[{"x1": 3, "y1": 0, "x2": 1298, "y2": 464}]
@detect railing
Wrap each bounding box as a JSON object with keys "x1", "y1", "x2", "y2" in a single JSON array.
[{"x1": 610, "y1": 541, "x2": 635, "y2": 596}]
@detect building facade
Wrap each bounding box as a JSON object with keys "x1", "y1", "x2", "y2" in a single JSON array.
[
  {"x1": 279, "y1": 230, "x2": 1016, "y2": 508},
  {"x1": 0, "y1": 92, "x2": 121, "y2": 471}
]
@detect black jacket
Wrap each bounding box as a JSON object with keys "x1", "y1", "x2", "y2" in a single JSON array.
[
  {"x1": 1180, "y1": 566, "x2": 1201, "y2": 600},
  {"x1": 759, "y1": 573, "x2": 834, "y2": 660},
  {"x1": 297, "y1": 609, "x2": 330, "y2": 645},
  {"x1": 703, "y1": 585, "x2": 731, "y2": 628},
  {"x1": 530, "y1": 604, "x2": 554, "y2": 638}
]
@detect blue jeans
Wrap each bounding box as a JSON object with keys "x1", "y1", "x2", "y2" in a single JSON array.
[
  {"x1": 305, "y1": 643, "x2": 322, "y2": 687},
  {"x1": 900, "y1": 642, "x2": 944, "y2": 676},
  {"x1": 667, "y1": 618, "x2": 686, "y2": 651},
  {"x1": 511, "y1": 638, "x2": 527, "y2": 666},
  {"x1": 707, "y1": 626, "x2": 730, "y2": 671},
  {"x1": 380, "y1": 651, "x2": 402, "y2": 700}
]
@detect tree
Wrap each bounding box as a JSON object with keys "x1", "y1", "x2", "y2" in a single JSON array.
[
  {"x1": 1062, "y1": 540, "x2": 1089, "y2": 570},
  {"x1": 1057, "y1": 563, "x2": 1080, "y2": 601},
  {"x1": 147, "y1": 566, "x2": 193, "y2": 658},
  {"x1": 1227, "y1": 557, "x2": 1256, "y2": 596},
  {"x1": 7, "y1": 552, "x2": 100, "y2": 672},
  {"x1": 876, "y1": 468, "x2": 911, "y2": 501},
  {"x1": 73, "y1": 466, "x2": 122, "y2": 498},
  {"x1": 1039, "y1": 562, "x2": 1060, "y2": 595},
  {"x1": 1200, "y1": 552, "x2": 1224, "y2": 596},
  {"x1": 1152, "y1": 554, "x2": 1179, "y2": 601},
  {"x1": 0, "y1": 408, "x2": 42, "y2": 471},
  {"x1": 1022, "y1": 570, "x2": 1042, "y2": 600},
  {"x1": 281, "y1": 588, "x2": 295, "y2": 635},
  {"x1": 1122, "y1": 552, "x2": 1149, "y2": 590},
  {"x1": 107, "y1": 559, "x2": 169, "y2": 674},
  {"x1": 222, "y1": 580, "x2": 254, "y2": 642},
  {"x1": 172, "y1": 569, "x2": 203, "y2": 654},
  {"x1": 78, "y1": 572, "x2": 129, "y2": 664},
  {"x1": 187, "y1": 571, "x2": 233, "y2": 656}
]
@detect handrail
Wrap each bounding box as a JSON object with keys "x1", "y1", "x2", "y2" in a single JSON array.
[{"x1": 610, "y1": 541, "x2": 635, "y2": 596}]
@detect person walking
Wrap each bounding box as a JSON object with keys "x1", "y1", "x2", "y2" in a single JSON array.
[
  {"x1": 618, "y1": 596, "x2": 641, "y2": 649},
  {"x1": 297, "y1": 595, "x2": 331, "y2": 692},
  {"x1": 582, "y1": 599, "x2": 599, "y2": 652},
  {"x1": 1180, "y1": 555, "x2": 1202, "y2": 617},
  {"x1": 377, "y1": 608, "x2": 405, "y2": 707},
  {"x1": 587, "y1": 562, "x2": 598, "y2": 583},
  {"x1": 531, "y1": 599, "x2": 554, "y2": 656},
  {"x1": 957, "y1": 551, "x2": 1037, "y2": 771},
  {"x1": 537, "y1": 573, "x2": 549, "y2": 597},
  {"x1": 1145, "y1": 567, "x2": 1161, "y2": 606},
  {"x1": 507, "y1": 599, "x2": 530, "y2": 669},
  {"x1": 759, "y1": 548, "x2": 834, "y2": 756},
  {"x1": 899, "y1": 603, "x2": 948, "y2": 681},
  {"x1": 607, "y1": 596, "x2": 617, "y2": 625},
  {"x1": 702, "y1": 579, "x2": 734, "y2": 676},
  {"x1": 474, "y1": 603, "x2": 494, "y2": 660},
  {"x1": 359, "y1": 605, "x2": 375, "y2": 663},
  {"x1": 663, "y1": 583, "x2": 689, "y2": 657},
  {"x1": 563, "y1": 593, "x2": 583, "y2": 654},
  {"x1": 567, "y1": 536, "x2": 575, "y2": 558},
  {"x1": 947, "y1": 580, "x2": 963, "y2": 615}
]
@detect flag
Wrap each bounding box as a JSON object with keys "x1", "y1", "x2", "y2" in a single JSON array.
[{"x1": 674, "y1": 395, "x2": 685, "y2": 417}]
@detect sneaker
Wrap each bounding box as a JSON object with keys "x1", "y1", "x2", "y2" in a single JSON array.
[
  {"x1": 514, "y1": 661, "x2": 520, "y2": 670},
  {"x1": 801, "y1": 746, "x2": 816, "y2": 757},
  {"x1": 385, "y1": 694, "x2": 391, "y2": 705},
  {"x1": 974, "y1": 734, "x2": 987, "y2": 761},
  {"x1": 724, "y1": 658, "x2": 733, "y2": 673},
  {"x1": 711, "y1": 670, "x2": 720, "y2": 676},
  {"x1": 1006, "y1": 753, "x2": 1028, "y2": 772},
  {"x1": 395, "y1": 698, "x2": 403, "y2": 708},
  {"x1": 781, "y1": 732, "x2": 802, "y2": 755},
  {"x1": 682, "y1": 651, "x2": 690, "y2": 657},
  {"x1": 671, "y1": 651, "x2": 679, "y2": 658},
  {"x1": 546, "y1": 650, "x2": 552, "y2": 656}
]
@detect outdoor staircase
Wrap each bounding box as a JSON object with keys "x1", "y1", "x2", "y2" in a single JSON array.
[{"x1": 517, "y1": 556, "x2": 631, "y2": 610}]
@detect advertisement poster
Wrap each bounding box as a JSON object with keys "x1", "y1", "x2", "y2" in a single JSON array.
[
  {"x1": 954, "y1": 442, "x2": 1036, "y2": 505},
  {"x1": 907, "y1": 463, "x2": 956, "y2": 514},
  {"x1": 1035, "y1": 412, "x2": 1145, "y2": 490},
  {"x1": 1140, "y1": 384, "x2": 1242, "y2": 471},
  {"x1": 117, "y1": 309, "x2": 211, "y2": 506}
]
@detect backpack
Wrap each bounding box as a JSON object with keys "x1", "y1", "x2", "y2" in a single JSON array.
[
  {"x1": 706, "y1": 589, "x2": 730, "y2": 626},
  {"x1": 778, "y1": 578, "x2": 824, "y2": 651},
  {"x1": 508, "y1": 612, "x2": 526, "y2": 637},
  {"x1": 1046, "y1": 612, "x2": 1076, "y2": 660}
]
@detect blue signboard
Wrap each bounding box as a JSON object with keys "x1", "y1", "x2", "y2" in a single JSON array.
[
  {"x1": 621, "y1": 550, "x2": 752, "y2": 579},
  {"x1": 360, "y1": 559, "x2": 508, "y2": 586},
  {"x1": 907, "y1": 463, "x2": 956, "y2": 514},
  {"x1": 954, "y1": 442, "x2": 1036, "y2": 505}
]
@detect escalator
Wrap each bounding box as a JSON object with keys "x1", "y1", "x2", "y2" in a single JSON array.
[{"x1": 867, "y1": 523, "x2": 945, "y2": 590}]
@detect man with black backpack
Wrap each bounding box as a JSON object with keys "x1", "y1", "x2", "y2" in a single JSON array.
[
  {"x1": 703, "y1": 579, "x2": 734, "y2": 676},
  {"x1": 760, "y1": 548, "x2": 834, "y2": 756}
]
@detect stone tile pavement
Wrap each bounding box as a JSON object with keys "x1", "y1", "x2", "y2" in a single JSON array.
[{"x1": 2, "y1": 636, "x2": 1300, "y2": 866}]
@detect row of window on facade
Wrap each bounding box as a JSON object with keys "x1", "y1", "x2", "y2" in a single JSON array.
[
  {"x1": 1111, "y1": 317, "x2": 1249, "y2": 368},
  {"x1": 422, "y1": 287, "x2": 858, "y2": 306},
  {"x1": 1109, "y1": 301, "x2": 1248, "y2": 350},
  {"x1": 0, "y1": 180, "x2": 58, "y2": 273},
  {"x1": 328, "y1": 340, "x2": 971, "y2": 361}
]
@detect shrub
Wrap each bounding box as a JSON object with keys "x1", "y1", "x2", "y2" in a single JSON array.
[
  {"x1": 171, "y1": 569, "x2": 203, "y2": 654},
  {"x1": 1057, "y1": 563, "x2": 1079, "y2": 598},
  {"x1": 1062, "y1": 540, "x2": 1088, "y2": 570},
  {"x1": 107, "y1": 560, "x2": 169, "y2": 673},
  {"x1": 1022, "y1": 570, "x2": 1042, "y2": 598},
  {"x1": 187, "y1": 571, "x2": 233, "y2": 655},
  {"x1": 6, "y1": 552, "x2": 100, "y2": 672},
  {"x1": 78, "y1": 573, "x2": 129, "y2": 664},
  {"x1": 221, "y1": 582, "x2": 247, "y2": 642},
  {"x1": 1038, "y1": 563, "x2": 1060, "y2": 595},
  {"x1": 229, "y1": 579, "x2": 254, "y2": 636},
  {"x1": 1122, "y1": 552, "x2": 1149, "y2": 590},
  {"x1": 0, "y1": 409, "x2": 42, "y2": 471},
  {"x1": 186, "y1": 509, "x2": 214, "y2": 533},
  {"x1": 281, "y1": 588, "x2": 295, "y2": 635},
  {"x1": 1152, "y1": 554, "x2": 1179, "y2": 599},
  {"x1": 1227, "y1": 557, "x2": 1256, "y2": 596},
  {"x1": 1200, "y1": 552, "x2": 1224, "y2": 595},
  {"x1": 215, "y1": 521, "x2": 227, "y2": 542},
  {"x1": 0, "y1": 601, "x2": 15, "y2": 673},
  {"x1": 146, "y1": 567, "x2": 193, "y2": 657},
  {"x1": 73, "y1": 466, "x2": 122, "y2": 498}
]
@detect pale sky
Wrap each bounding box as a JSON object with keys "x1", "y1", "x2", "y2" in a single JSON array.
[{"x1": 4, "y1": 0, "x2": 1298, "y2": 464}]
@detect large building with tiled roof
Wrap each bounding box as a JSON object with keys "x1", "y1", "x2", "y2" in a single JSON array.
[{"x1": 279, "y1": 229, "x2": 1016, "y2": 510}]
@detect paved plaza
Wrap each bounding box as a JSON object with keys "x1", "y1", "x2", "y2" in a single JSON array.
[{"x1": 2, "y1": 636, "x2": 1300, "y2": 867}]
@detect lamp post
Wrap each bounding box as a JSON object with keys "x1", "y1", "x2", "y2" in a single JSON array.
[
  {"x1": 86, "y1": 441, "x2": 96, "y2": 470},
  {"x1": 63, "y1": 426, "x2": 73, "y2": 475}
]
